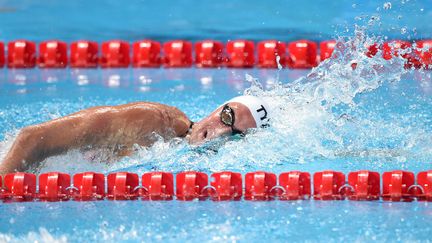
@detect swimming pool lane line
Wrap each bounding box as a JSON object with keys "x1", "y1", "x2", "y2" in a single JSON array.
[
  {"x1": 1, "y1": 39, "x2": 431, "y2": 69},
  {"x1": 0, "y1": 170, "x2": 431, "y2": 202}
]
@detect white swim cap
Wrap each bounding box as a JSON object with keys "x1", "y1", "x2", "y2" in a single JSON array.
[{"x1": 227, "y1": 95, "x2": 271, "y2": 128}]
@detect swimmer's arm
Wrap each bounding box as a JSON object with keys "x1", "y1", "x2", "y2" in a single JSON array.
[
  {"x1": 0, "y1": 103, "x2": 191, "y2": 175},
  {"x1": 0, "y1": 109, "x2": 101, "y2": 175}
]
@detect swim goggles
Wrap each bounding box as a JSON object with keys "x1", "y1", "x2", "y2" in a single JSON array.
[{"x1": 220, "y1": 104, "x2": 244, "y2": 135}]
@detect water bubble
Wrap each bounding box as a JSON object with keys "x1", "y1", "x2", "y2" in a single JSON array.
[
  {"x1": 368, "y1": 15, "x2": 381, "y2": 26},
  {"x1": 401, "y1": 27, "x2": 407, "y2": 35},
  {"x1": 119, "y1": 225, "x2": 125, "y2": 233},
  {"x1": 276, "y1": 55, "x2": 283, "y2": 70},
  {"x1": 383, "y1": 2, "x2": 392, "y2": 10}
]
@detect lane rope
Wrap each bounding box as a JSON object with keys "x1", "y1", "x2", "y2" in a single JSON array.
[
  {"x1": 0, "y1": 39, "x2": 431, "y2": 69},
  {"x1": 0, "y1": 170, "x2": 431, "y2": 202}
]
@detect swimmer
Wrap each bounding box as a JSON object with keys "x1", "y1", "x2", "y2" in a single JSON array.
[{"x1": 0, "y1": 96, "x2": 270, "y2": 175}]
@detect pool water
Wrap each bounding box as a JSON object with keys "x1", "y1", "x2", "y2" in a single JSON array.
[
  {"x1": 1, "y1": 66, "x2": 431, "y2": 242},
  {"x1": 1, "y1": 0, "x2": 432, "y2": 242},
  {"x1": 2, "y1": 200, "x2": 432, "y2": 242},
  {"x1": 0, "y1": 0, "x2": 431, "y2": 42}
]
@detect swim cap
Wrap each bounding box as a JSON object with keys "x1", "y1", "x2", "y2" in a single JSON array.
[{"x1": 227, "y1": 95, "x2": 271, "y2": 128}]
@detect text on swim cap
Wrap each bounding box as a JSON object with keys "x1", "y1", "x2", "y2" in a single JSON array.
[{"x1": 256, "y1": 105, "x2": 268, "y2": 121}]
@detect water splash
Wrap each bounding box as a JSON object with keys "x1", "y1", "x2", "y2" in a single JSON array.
[
  {"x1": 0, "y1": 228, "x2": 67, "y2": 243},
  {"x1": 241, "y1": 26, "x2": 431, "y2": 167}
]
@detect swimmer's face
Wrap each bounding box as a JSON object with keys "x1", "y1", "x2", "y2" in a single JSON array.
[{"x1": 188, "y1": 102, "x2": 256, "y2": 145}]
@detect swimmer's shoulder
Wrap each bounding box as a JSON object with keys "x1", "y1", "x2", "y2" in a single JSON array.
[
  {"x1": 115, "y1": 102, "x2": 191, "y2": 137},
  {"x1": 126, "y1": 102, "x2": 191, "y2": 136}
]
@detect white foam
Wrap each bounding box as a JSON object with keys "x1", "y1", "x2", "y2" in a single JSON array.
[{"x1": 0, "y1": 228, "x2": 67, "y2": 243}]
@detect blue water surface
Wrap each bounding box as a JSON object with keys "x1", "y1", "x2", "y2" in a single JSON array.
[
  {"x1": 0, "y1": 0, "x2": 431, "y2": 42},
  {"x1": 0, "y1": 68, "x2": 431, "y2": 242}
]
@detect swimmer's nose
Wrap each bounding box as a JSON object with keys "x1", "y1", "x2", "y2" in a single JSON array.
[
  {"x1": 189, "y1": 125, "x2": 231, "y2": 145},
  {"x1": 189, "y1": 127, "x2": 208, "y2": 145}
]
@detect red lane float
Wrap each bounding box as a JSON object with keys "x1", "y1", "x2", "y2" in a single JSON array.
[
  {"x1": 226, "y1": 40, "x2": 255, "y2": 68},
  {"x1": 163, "y1": 40, "x2": 193, "y2": 68},
  {"x1": 72, "y1": 172, "x2": 105, "y2": 200},
  {"x1": 38, "y1": 172, "x2": 71, "y2": 201},
  {"x1": 0, "y1": 42, "x2": 4, "y2": 68},
  {"x1": 3, "y1": 170, "x2": 432, "y2": 202},
  {"x1": 7, "y1": 40, "x2": 37, "y2": 68},
  {"x1": 70, "y1": 41, "x2": 99, "y2": 68},
  {"x1": 347, "y1": 170, "x2": 380, "y2": 201},
  {"x1": 415, "y1": 40, "x2": 432, "y2": 69},
  {"x1": 382, "y1": 40, "x2": 419, "y2": 68},
  {"x1": 278, "y1": 171, "x2": 311, "y2": 200},
  {"x1": 2, "y1": 39, "x2": 432, "y2": 69},
  {"x1": 3, "y1": 173, "x2": 36, "y2": 201},
  {"x1": 133, "y1": 40, "x2": 161, "y2": 67},
  {"x1": 382, "y1": 170, "x2": 415, "y2": 202},
  {"x1": 176, "y1": 171, "x2": 208, "y2": 200},
  {"x1": 195, "y1": 40, "x2": 224, "y2": 68},
  {"x1": 107, "y1": 172, "x2": 139, "y2": 200},
  {"x1": 320, "y1": 40, "x2": 336, "y2": 61},
  {"x1": 210, "y1": 171, "x2": 242, "y2": 201},
  {"x1": 257, "y1": 40, "x2": 286, "y2": 68},
  {"x1": 38, "y1": 41, "x2": 68, "y2": 68},
  {"x1": 382, "y1": 40, "x2": 411, "y2": 60},
  {"x1": 142, "y1": 172, "x2": 174, "y2": 200},
  {"x1": 245, "y1": 171, "x2": 277, "y2": 200},
  {"x1": 417, "y1": 171, "x2": 432, "y2": 201},
  {"x1": 365, "y1": 43, "x2": 380, "y2": 58},
  {"x1": 313, "y1": 171, "x2": 345, "y2": 200},
  {"x1": 286, "y1": 40, "x2": 318, "y2": 69},
  {"x1": 100, "y1": 40, "x2": 130, "y2": 68}
]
